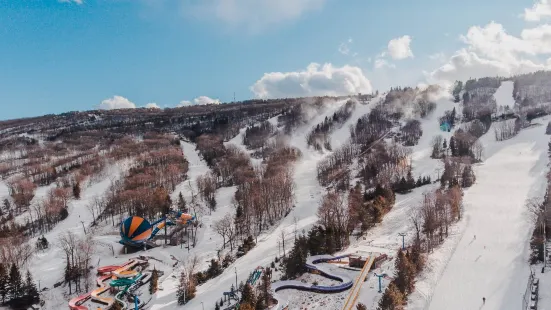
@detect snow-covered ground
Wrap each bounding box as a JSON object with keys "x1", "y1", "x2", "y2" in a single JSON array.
[
  {"x1": 171, "y1": 140, "x2": 210, "y2": 204},
  {"x1": 224, "y1": 114, "x2": 280, "y2": 166},
  {"x1": 410, "y1": 95, "x2": 456, "y2": 181},
  {"x1": 494, "y1": 81, "x2": 515, "y2": 110},
  {"x1": 31, "y1": 161, "x2": 129, "y2": 309},
  {"x1": 419, "y1": 120, "x2": 550, "y2": 310},
  {"x1": 16, "y1": 88, "x2": 551, "y2": 310},
  {"x1": 330, "y1": 96, "x2": 379, "y2": 149},
  {"x1": 150, "y1": 101, "x2": 348, "y2": 310},
  {"x1": 0, "y1": 180, "x2": 8, "y2": 204}
]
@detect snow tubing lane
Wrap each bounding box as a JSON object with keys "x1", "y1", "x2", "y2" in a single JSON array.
[{"x1": 273, "y1": 254, "x2": 352, "y2": 293}]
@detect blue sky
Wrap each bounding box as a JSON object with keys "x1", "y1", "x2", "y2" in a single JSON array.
[{"x1": 0, "y1": 0, "x2": 545, "y2": 119}]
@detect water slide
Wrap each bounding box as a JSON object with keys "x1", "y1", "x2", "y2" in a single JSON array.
[
  {"x1": 247, "y1": 269, "x2": 262, "y2": 285},
  {"x1": 113, "y1": 259, "x2": 145, "y2": 278},
  {"x1": 90, "y1": 275, "x2": 115, "y2": 309},
  {"x1": 113, "y1": 272, "x2": 151, "y2": 310},
  {"x1": 68, "y1": 292, "x2": 91, "y2": 310},
  {"x1": 340, "y1": 256, "x2": 376, "y2": 310},
  {"x1": 113, "y1": 274, "x2": 143, "y2": 310},
  {"x1": 69, "y1": 259, "x2": 147, "y2": 310}
]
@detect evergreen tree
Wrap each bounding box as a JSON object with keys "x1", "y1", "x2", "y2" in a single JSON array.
[
  {"x1": 36, "y1": 236, "x2": 49, "y2": 251},
  {"x1": 394, "y1": 250, "x2": 416, "y2": 295},
  {"x1": 206, "y1": 259, "x2": 221, "y2": 279},
  {"x1": 241, "y1": 284, "x2": 256, "y2": 307},
  {"x1": 378, "y1": 282, "x2": 404, "y2": 310},
  {"x1": 215, "y1": 302, "x2": 221, "y2": 310},
  {"x1": 451, "y1": 107, "x2": 457, "y2": 126},
  {"x1": 72, "y1": 182, "x2": 81, "y2": 200},
  {"x1": 24, "y1": 270, "x2": 38, "y2": 302},
  {"x1": 461, "y1": 165, "x2": 475, "y2": 188},
  {"x1": 178, "y1": 192, "x2": 187, "y2": 212},
  {"x1": 284, "y1": 235, "x2": 308, "y2": 279},
  {"x1": 406, "y1": 170, "x2": 415, "y2": 190},
  {"x1": 443, "y1": 138, "x2": 447, "y2": 150},
  {"x1": 357, "y1": 303, "x2": 367, "y2": 310},
  {"x1": 8, "y1": 264, "x2": 23, "y2": 300},
  {"x1": 449, "y1": 136, "x2": 457, "y2": 156},
  {"x1": 0, "y1": 264, "x2": 7, "y2": 303},
  {"x1": 150, "y1": 267, "x2": 159, "y2": 294},
  {"x1": 258, "y1": 269, "x2": 271, "y2": 309},
  {"x1": 416, "y1": 177, "x2": 422, "y2": 188}
]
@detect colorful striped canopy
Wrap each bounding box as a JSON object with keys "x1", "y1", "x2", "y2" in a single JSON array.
[{"x1": 120, "y1": 216, "x2": 153, "y2": 244}]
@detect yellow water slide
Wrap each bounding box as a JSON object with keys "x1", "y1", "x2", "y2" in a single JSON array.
[
  {"x1": 90, "y1": 276, "x2": 114, "y2": 309},
  {"x1": 113, "y1": 259, "x2": 144, "y2": 278},
  {"x1": 90, "y1": 259, "x2": 145, "y2": 309}
]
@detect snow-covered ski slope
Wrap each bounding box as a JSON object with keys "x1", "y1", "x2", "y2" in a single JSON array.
[
  {"x1": 494, "y1": 81, "x2": 515, "y2": 109},
  {"x1": 423, "y1": 120, "x2": 549, "y2": 310},
  {"x1": 152, "y1": 99, "x2": 355, "y2": 309},
  {"x1": 408, "y1": 82, "x2": 550, "y2": 310},
  {"x1": 171, "y1": 140, "x2": 210, "y2": 203},
  {"x1": 410, "y1": 94, "x2": 456, "y2": 180}
]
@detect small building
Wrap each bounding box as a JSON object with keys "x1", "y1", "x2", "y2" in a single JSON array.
[{"x1": 349, "y1": 255, "x2": 368, "y2": 268}]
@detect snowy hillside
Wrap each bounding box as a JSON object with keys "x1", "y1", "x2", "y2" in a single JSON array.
[{"x1": 1, "y1": 76, "x2": 551, "y2": 310}]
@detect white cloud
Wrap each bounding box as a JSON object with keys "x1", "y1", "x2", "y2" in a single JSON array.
[
  {"x1": 251, "y1": 62, "x2": 372, "y2": 98},
  {"x1": 427, "y1": 22, "x2": 551, "y2": 85},
  {"x1": 194, "y1": 96, "x2": 221, "y2": 105},
  {"x1": 374, "y1": 59, "x2": 396, "y2": 69},
  {"x1": 177, "y1": 96, "x2": 221, "y2": 107},
  {"x1": 523, "y1": 0, "x2": 551, "y2": 21},
  {"x1": 178, "y1": 100, "x2": 193, "y2": 107},
  {"x1": 428, "y1": 52, "x2": 446, "y2": 62},
  {"x1": 338, "y1": 38, "x2": 353, "y2": 55},
  {"x1": 99, "y1": 96, "x2": 136, "y2": 110},
  {"x1": 59, "y1": 0, "x2": 83, "y2": 4},
  {"x1": 387, "y1": 35, "x2": 414, "y2": 60},
  {"x1": 145, "y1": 103, "x2": 161, "y2": 109},
  {"x1": 187, "y1": 0, "x2": 325, "y2": 32}
]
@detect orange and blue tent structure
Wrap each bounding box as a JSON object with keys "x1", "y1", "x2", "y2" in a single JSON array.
[{"x1": 119, "y1": 212, "x2": 196, "y2": 247}]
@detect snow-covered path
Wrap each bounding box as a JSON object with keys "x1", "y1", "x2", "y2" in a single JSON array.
[
  {"x1": 171, "y1": 140, "x2": 210, "y2": 203},
  {"x1": 494, "y1": 81, "x2": 515, "y2": 110},
  {"x1": 425, "y1": 121, "x2": 549, "y2": 310},
  {"x1": 0, "y1": 180, "x2": 7, "y2": 204}
]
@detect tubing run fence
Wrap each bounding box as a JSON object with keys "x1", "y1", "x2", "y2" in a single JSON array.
[{"x1": 521, "y1": 270, "x2": 535, "y2": 310}]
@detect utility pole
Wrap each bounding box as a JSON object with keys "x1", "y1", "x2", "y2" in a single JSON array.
[
  {"x1": 398, "y1": 233, "x2": 406, "y2": 250},
  {"x1": 234, "y1": 267, "x2": 238, "y2": 290}
]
